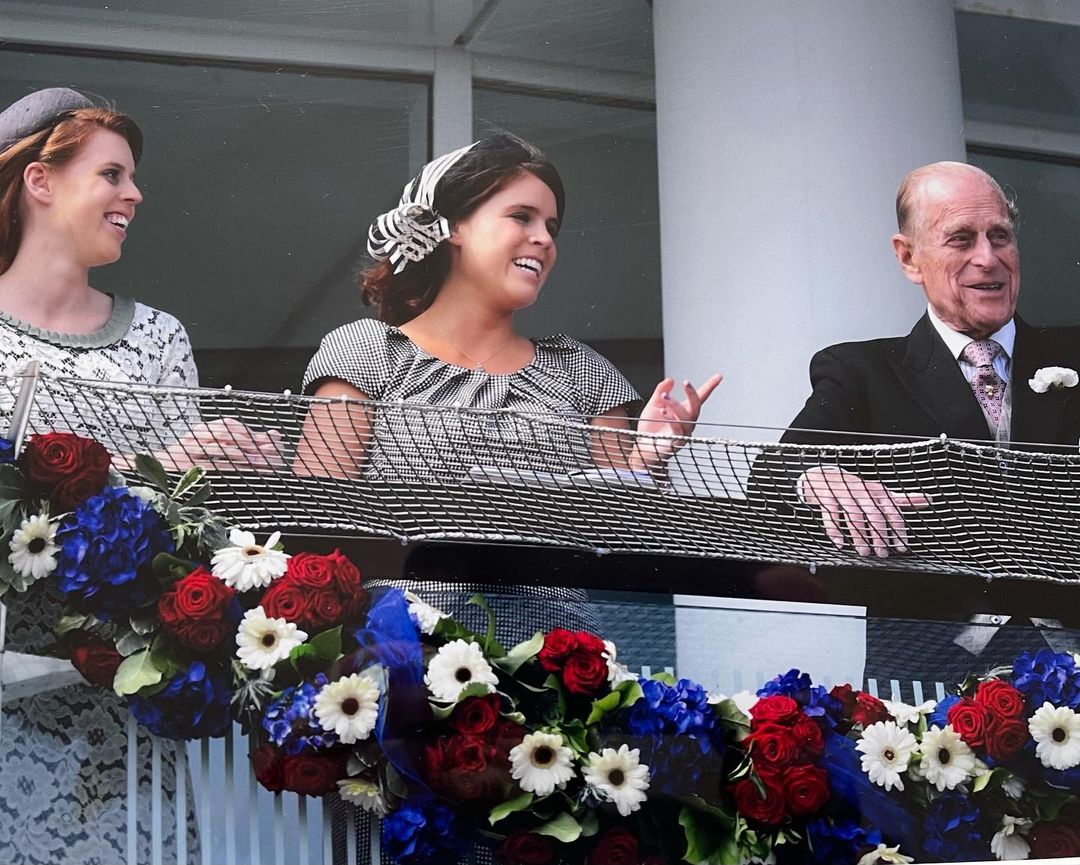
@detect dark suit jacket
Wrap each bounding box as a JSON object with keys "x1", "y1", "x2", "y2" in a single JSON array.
[{"x1": 781, "y1": 313, "x2": 1080, "y2": 451}]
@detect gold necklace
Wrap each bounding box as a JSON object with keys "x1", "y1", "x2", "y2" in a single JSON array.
[{"x1": 427, "y1": 318, "x2": 518, "y2": 373}]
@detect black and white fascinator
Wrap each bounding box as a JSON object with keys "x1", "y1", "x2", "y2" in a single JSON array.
[{"x1": 367, "y1": 141, "x2": 478, "y2": 274}]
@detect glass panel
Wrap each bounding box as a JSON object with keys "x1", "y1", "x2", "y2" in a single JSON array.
[{"x1": 0, "y1": 49, "x2": 428, "y2": 391}]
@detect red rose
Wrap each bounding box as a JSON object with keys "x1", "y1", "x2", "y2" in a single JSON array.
[
  {"x1": 732, "y1": 771, "x2": 786, "y2": 825},
  {"x1": 67, "y1": 633, "x2": 123, "y2": 688},
  {"x1": 157, "y1": 591, "x2": 182, "y2": 627},
  {"x1": 538, "y1": 629, "x2": 578, "y2": 671},
  {"x1": 497, "y1": 832, "x2": 556, "y2": 865},
  {"x1": 444, "y1": 734, "x2": 490, "y2": 775},
  {"x1": 1029, "y1": 820, "x2": 1080, "y2": 859},
  {"x1": 985, "y1": 715, "x2": 1028, "y2": 763},
  {"x1": 745, "y1": 722, "x2": 801, "y2": 768},
  {"x1": 975, "y1": 679, "x2": 1025, "y2": 720},
  {"x1": 791, "y1": 713, "x2": 825, "y2": 759},
  {"x1": 783, "y1": 764, "x2": 830, "y2": 815},
  {"x1": 252, "y1": 745, "x2": 286, "y2": 792},
  {"x1": 574, "y1": 630, "x2": 606, "y2": 654},
  {"x1": 306, "y1": 589, "x2": 344, "y2": 629},
  {"x1": 22, "y1": 433, "x2": 111, "y2": 511},
  {"x1": 173, "y1": 567, "x2": 234, "y2": 620},
  {"x1": 176, "y1": 620, "x2": 232, "y2": 652},
  {"x1": 492, "y1": 721, "x2": 526, "y2": 758},
  {"x1": 328, "y1": 550, "x2": 364, "y2": 603},
  {"x1": 450, "y1": 694, "x2": 501, "y2": 736},
  {"x1": 287, "y1": 552, "x2": 335, "y2": 588},
  {"x1": 947, "y1": 697, "x2": 992, "y2": 748},
  {"x1": 423, "y1": 738, "x2": 449, "y2": 789},
  {"x1": 281, "y1": 753, "x2": 346, "y2": 796},
  {"x1": 562, "y1": 649, "x2": 608, "y2": 696},
  {"x1": 587, "y1": 828, "x2": 640, "y2": 865},
  {"x1": 851, "y1": 692, "x2": 889, "y2": 728},
  {"x1": 750, "y1": 695, "x2": 799, "y2": 725},
  {"x1": 261, "y1": 579, "x2": 310, "y2": 624}
]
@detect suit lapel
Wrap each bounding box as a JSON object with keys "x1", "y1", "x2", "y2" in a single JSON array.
[
  {"x1": 893, "y1": 313, "x2": 991, "y2": 440},
  {"x1": 1010, "y1": 319, "x2": 1071, "y2": 447}
]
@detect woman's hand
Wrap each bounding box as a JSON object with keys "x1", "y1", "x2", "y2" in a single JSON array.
[
  {"x1": 630, "y1": 374, "x2": 723, "y2": 473},
  {"x1": 158, "y1": 418, "x2": 286, "y2": 472}
]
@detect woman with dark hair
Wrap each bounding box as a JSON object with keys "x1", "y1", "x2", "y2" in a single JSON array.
[
  {"x1": 297, "y1": 134, "x2": 719, "y2": 632},
  {"x1": 0, "y1": 88, "x2": 196, "y2": 864}
]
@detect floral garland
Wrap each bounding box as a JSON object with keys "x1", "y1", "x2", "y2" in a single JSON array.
[{"x1": 3, "y1": 432, "x2": 1080, "y2": 863}]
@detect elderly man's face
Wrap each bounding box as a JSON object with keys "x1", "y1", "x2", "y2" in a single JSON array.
[{"x1": 894, "y1": 170, "x2": 1019, "y2": 339}]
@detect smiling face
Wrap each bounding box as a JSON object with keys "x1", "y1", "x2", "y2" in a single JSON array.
[
  {"x1": 893, "y1": 166, "x2": 1019, "y2": 339},
  {"x1": 445, "y1": 170, "x2": 559, "y2": 311},
  {"x1": 39, "y1": 127, "x2": 142, "y2": 268}
]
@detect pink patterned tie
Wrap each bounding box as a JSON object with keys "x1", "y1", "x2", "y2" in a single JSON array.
[{"x1": 961, "y1": 339, "x2": 1006, "y2": 427}]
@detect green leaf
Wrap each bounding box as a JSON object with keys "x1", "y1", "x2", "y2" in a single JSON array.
[
  {"x1": 183, "y1": 483, "x2": 212, "y2": 508},
  {"x1": 533, "y1": 812, "x2": 581, "y2": 843},
  {"x1": 488, "y1": 791, "x2": 533, "y2": 825},
  {"x1": 0, "y1": 557, "x2": 34, "y2": 594},
  {"x1": 129, "y1": 607, "x2": 160, "y2": 636},
  {"x1": 466, "y1": 594, "x2": 505, "y2": 657},
  {"x1": 115, "y1": 628, "x2": 154, "y2": 657},
  {"x1": 0, "y1": 463, "x2": 30, "y2": 502},
  {"x1": 55, "y1": 612, "x2": 97, "y2": 636},
  {"x1": 679, "y1": 806, "x2": 738, "y2": 865},
  {"x1": 134, "y1": 453, "x2": 171, "y2": 492},
  {"x1": 713, "y1": 697, "x2": 752, "y2": 740},
  {"x1": 307, "y1": 626, "x2": 343, "y2": 663},
  {"x1": 152, "y1": 552, "x2": 194, "y2": 581},
  {"x1": 560, "y1": 719, "x2": 588, "y2": 756},
  {"x1": 495, "y1": 632, "x2": 544, "y2": 675},
  {"x1": 649, "y1": 670, "x2": 677, "y2": 686},
  {"x1": 113, "y1": 648, "x2": 164, "y2": 696},
  {"x1": 586, "y1": 680, "x2": 643, "y2": 725},
  {"x1": 430, "y1": 682, "x2": 498, "y2": 720},
  {"x1": 171, "y1": 466, "x2": 206, "y2": 499}
]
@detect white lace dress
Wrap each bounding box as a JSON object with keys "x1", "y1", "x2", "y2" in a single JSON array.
[{"x1": 0, "y1": 296, "x2": 200, "y2": 864}]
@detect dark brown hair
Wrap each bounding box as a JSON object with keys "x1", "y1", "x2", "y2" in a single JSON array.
[
  {"x1": 361, "y1": 132, "x2": 565, "y2": 325},
  {"x1": 0, "y1": 106, "x2": 143, "y2": 275}
]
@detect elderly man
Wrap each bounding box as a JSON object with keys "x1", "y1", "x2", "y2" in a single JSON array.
[
  {"x1": 774, "y1": 161, "x2": 1080, "y2": 683},
  {"x1": 783, "y1": 161, "x2": 1080, "y2": 555}
]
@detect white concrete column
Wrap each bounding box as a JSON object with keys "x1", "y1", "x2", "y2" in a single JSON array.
[
  {"x1": 432, "y1": 46, "x2": 473, "y2": 156},
  {"x1": 653, "y1": 0, "x2": 965, "y2": 434}
]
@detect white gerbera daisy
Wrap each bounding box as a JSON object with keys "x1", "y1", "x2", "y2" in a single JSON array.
[
  {"x1": 315, "y1": 674, "x2": 380, "y2": 743},
  {"x1": 582, "y1": 744, "x2": 650, "y2": 816},
  {"x1": 424, "y1": 639, "x2": 498, "y2": 703},
  {"x1": 405, "y1": 590, "x2": 446, "y2": 635},
  {"x1": 336, "y1": 777, "x2": 387, "y2": 815},
  {"x1": 918, "y1": 725, "x2": 976, "y2": 791},
  {"x1": 211, "y1": 529, "x2": 289, "y2": 591},
  {"x1": 990, "y1": 815, "x2": 1031, "y2": 861},
  {"x1": 8, "y1": 514, "x2": 59, "y2": 584},
  {"x1": 881, "y1": 698, "x2": 937, "y2": 728},
  {"x1": 235, "y1": 606, "x2": 307, "y2": 670},
  {"x1": 856, "y1": 721, "x2": 917, "y2": 792},
  {"x1": 509, "y1": 731, "x2": 575, "y2": 796},
  {"x1": 1029, "y1": 702, "x2": 1080, "y2": 770},
  {"x1": 601, "y1": 640, "x2": 636, "y2": 686},
  {"x1": 857, "y1": 843, "x2": 914, "y2": 865}
]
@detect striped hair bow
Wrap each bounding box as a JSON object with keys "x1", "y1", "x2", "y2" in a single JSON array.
[{"x1": 367, "y1": 141, "x2": 477, "y2": 274}]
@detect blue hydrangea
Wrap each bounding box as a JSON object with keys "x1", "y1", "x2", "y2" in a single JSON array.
[
  {"x1": 637, "y1": 731, "x2": 725, "y2": 800},
  {"x1": 0, "y1": 437, "x2": 15, "y2": 464},
  {"x1": 382, "y1": 802, "x2": 469, "y2": 865},
  {"x1": 807, "y1": 818, "x2": 884, "y2": 865},
  {"x1": 1011, "y1": 649, "x2": 1080, "y2": 710},
  {"x1": 53, "y1": 486, "x2": 173, "y2": 619},
  {"x1": 928, "y1": 694, "x2": 961, "y2": 730},
  {"x1": 624, "y1": 677, "x2": 718, "y2": 746},
  {"x1": 262, "y1": 674, "x2": 339, "y2": 754},
  {"x1": 128, "y1": 661, "x2": 232, "y2": 740},
  {"x1": 921, "y1": 793, "x2": 988, "y2": 862},
  {"x1": 757, "y1": 668, "x2": 843, "y2": 725}
]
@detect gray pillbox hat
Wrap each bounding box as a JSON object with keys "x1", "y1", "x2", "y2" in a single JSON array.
[{"x1": 0, "y1": 87, "x2": 94, "y2": 153}]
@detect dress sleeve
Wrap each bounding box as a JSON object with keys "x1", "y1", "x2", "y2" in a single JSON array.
[
  {"x1": 574, "y1": 340, "x2": 642, "y2": 417},
  {"x1": 156, "y1": 313, "x2": 199, "y2": 388},
  {"x1": 302, "y1": 319, "x2": 393, "y2": 398}
]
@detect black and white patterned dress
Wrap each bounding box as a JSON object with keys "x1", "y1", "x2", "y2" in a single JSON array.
[
  {"x1": 0, "y1": 296, "x2": 199, "y2": 864},
  {"x1": 303, "y1": 318, "x2": 642, "y2": 642}
]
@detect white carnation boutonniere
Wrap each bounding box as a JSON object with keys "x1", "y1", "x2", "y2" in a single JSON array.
[{"x1": 1028, "y1": 366, "x2": 1079, "y2": 394}]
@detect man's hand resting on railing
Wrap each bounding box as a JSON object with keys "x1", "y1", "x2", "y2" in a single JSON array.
[
  {"x1": 151, "y1": 418, "x2": 286, "y2": 472},
  {"x1": 628, "y1": 374, "x2": 723, "y2": 474},
  {"x1": 798, "y1": 465, "x2": 932, "y2": 558}
]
